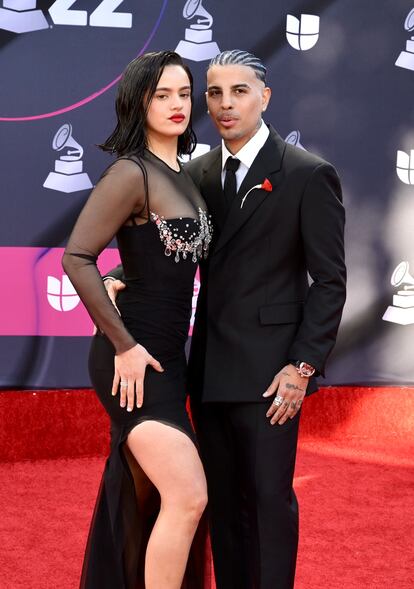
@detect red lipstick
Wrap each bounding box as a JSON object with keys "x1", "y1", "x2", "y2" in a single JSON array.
[{"x1": 169, "y1": 114, "x2": 185, "y2": 123}]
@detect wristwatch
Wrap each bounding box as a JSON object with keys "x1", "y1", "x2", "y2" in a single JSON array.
[{"x1": 292, "y1": 360, "x2": 316, "y2": 378}]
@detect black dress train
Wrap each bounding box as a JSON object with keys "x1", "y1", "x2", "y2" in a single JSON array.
[{"x1": 62, "y1": 150, "x2": 213, "y2": 589}]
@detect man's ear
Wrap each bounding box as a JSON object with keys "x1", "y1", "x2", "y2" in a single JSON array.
[{"x1": 262, "y1": 87, "x2": 272, "y2": 112}]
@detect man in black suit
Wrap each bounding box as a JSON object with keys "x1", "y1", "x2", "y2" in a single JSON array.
[{"x1": 105, "y1": 50, "x2": 346, "y2": 588}]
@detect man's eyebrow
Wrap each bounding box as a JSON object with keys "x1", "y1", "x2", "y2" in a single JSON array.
[
  {"x1": 207, "y1": 83, "x2": 251, "y2": 90},
  {"x1": 155, "y1": 85, "x2": 191, "y2": 91}
]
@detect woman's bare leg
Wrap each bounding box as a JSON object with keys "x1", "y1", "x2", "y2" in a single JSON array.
[{"x1": 126, "y1": 421, "x2": 207, "y2": 589}]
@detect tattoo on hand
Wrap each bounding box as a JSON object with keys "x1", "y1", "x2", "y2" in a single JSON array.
[{"x1": 285, "y1": 383, "x2": 304, "y2": 392}]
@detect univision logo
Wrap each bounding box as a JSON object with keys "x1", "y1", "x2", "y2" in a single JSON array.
[
  {"x1": 47, "y1": 275, "x2": 80, "y2": 312},
  {"x1": 396, "y1": 150, "x2": 414, "y2": 185},
  {"x1": 286, "y1": 14, "x2": 320, "y2": 51}
]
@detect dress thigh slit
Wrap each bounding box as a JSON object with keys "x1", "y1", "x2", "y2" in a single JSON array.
[{"x1": 79, "y1": 334, "x2": 211, "y2": 589}]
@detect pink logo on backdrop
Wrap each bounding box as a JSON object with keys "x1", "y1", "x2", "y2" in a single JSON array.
[
  {"x1": 0, "y1": 247, "x2": 120, "y2": 336},
  {"x1": 0, "y1": 248, "x2": 201, "y2": 337}
]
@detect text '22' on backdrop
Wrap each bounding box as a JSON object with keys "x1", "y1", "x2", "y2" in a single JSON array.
[{"x1": 0, "y1": 0, "x2": 413, "y2": 388}]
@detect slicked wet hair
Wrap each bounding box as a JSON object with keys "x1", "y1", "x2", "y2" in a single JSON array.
[
  {"x1": 100, "y1": 51, "x2": 196, "y2": 157},
  {"x1": 208, "y1": 50, "x2": 267, "y2": 84}
]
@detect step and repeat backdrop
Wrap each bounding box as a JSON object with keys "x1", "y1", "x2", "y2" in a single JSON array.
[{"x1": 0, "y1": 0, "x2": 413, "y2": 388}]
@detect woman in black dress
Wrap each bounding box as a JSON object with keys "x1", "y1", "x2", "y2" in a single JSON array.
[{"x1": 62, "y1": 51, "x2": 212, "y2": 589}]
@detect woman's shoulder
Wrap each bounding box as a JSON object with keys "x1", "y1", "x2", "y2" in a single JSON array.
[
  {"x1": 94, "y1": 155, "x2": 148, "y2": 208},
  {"x1": 101, "y1": 154, "x2": 147, "y2": 182}
]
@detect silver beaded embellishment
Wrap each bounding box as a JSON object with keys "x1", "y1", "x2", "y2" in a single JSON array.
[{"x1": 150, "y1": 208, "x2": 213, "y2": 263}]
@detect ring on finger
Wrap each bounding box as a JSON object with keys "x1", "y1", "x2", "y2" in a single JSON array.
[
  {"x1": 120, "y1": 381, "x2": 128, "y2": 387},
  {"x1": 273, "y1": 395, "x2": 284, "y2": 407}
]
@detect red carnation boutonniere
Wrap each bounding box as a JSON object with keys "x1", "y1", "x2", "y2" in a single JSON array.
[{"x1": 240, "y1": 178, "x2": 273, "y2": 209}]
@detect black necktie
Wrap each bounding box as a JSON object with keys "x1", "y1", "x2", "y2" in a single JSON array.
[{"x1": 223, "y1": 157, "x2": 240, "y2": 209}]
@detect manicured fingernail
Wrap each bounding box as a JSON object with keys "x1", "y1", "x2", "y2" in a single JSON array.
[{"x1": 127, "y1": 407, "x2": 132, "y2": 412}]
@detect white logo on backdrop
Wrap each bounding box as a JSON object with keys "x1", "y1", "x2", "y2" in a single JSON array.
[
  {"x1": 175, "y1": 0, "x2": 220, "y2": 62},
  {"x1": 0, "y1": 0, "x2": 48, "y2": 33},
  {"x1": 286, "y1": 14, "x2": 320, "y2": 51},
  {"x1": 47, "y1": 275, "x2": 80, "y2": 312},
  {"x1": 383, "y1": 261, "x2": 414, "y2": 325},
  {"x1": 285, "y1": 130, "x2": 306, "y2": 150},
  {"x1": 0, "y1": 0, "x2": 132, "y2": 32},
  {"x1": 180, "y1": 143, "x2": 210, "y2": 163},
  {"x1": 43, "y1": 124, "x2": 93, "y2": 193},
  {"x1": 396, "y1": 150, "x2": 414, "y2": 184},
  {"x1": 49, "y1": 0, "x2": 132, "y2": 28},
  {"x1": 395, "y1": 9, "x2": 414, "y2": 71}
]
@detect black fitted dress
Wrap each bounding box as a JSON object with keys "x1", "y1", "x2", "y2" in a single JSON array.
[{"x1": 62, "y1": 150, "x2": 213, "y2": 589}]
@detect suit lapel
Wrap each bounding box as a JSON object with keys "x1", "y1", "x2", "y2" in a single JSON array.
[{"x1": 213, "y1": 126, "x2": 286, "y2": 255}]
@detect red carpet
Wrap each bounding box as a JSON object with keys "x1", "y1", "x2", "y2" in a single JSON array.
[{"x1": 0, "y1": 387, "x2": 413, "y2": 588}]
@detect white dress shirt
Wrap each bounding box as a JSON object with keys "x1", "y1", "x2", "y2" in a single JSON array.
[{"x1": 221, "y1": 119, "x2": 270, "y2": 191}]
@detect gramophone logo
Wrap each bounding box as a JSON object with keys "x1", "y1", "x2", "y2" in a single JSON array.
[
  {"x1": 175, "y1": 0, "x2": 220, "y2": 62},
  {"x1": 286, "y1": 14, "x2": 320, "y2": 51},
  {"x1": 396, "y1": 149, "x2": 414, "y2": 184},
  {"x1": 395, "y1": 9, "x2": 414, "y2": 71},
  {"x1": 47, "y1": 275, "x2": 80, "y2": 312},
  {"x1": 0, "y1": 0, "x2": 48, "y2": 33},
  {"x1": 382, "y1": 261, "x2": 414, "y2": 325},
  {"x1": 43, "y1": 123, "x2": 93, "y2": 193},
  {"x1": 285, "y1": 130, "x2": 306, "y2": 151}
]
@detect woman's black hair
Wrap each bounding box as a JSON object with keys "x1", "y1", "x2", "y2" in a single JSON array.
[{"x1": 99, "y1": 51, "x2": 196, "y2": 157}]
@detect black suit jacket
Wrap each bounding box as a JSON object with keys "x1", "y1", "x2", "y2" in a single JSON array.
[{"x1": 185, "y1": 126, "x2": 346, "y2": 402}]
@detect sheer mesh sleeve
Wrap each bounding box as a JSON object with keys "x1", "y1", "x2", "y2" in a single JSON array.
[{"x1": 62, "y1": 159, "x2": 146, "y2": 355}]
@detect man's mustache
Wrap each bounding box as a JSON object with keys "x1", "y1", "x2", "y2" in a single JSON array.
[{"x1": 216, "y1": 114, "x2": 240, "y2": 121}]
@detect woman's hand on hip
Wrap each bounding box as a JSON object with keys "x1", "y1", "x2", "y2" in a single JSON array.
[{"x1": 112, "y1": 344, "x2": 164, "y2": 411}]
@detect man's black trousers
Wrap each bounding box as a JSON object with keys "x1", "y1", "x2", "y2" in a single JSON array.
[{"x1": 192, "y1": 401, "x2": 301, "y2": 589}]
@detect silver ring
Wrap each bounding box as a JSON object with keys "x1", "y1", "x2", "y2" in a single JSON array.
[
  {"x1": 120, "y1": 381, "x2": 128, "y2": 387},
  {"x1": 273, "y1": 395, "x2": 284, "y2": 407}
]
